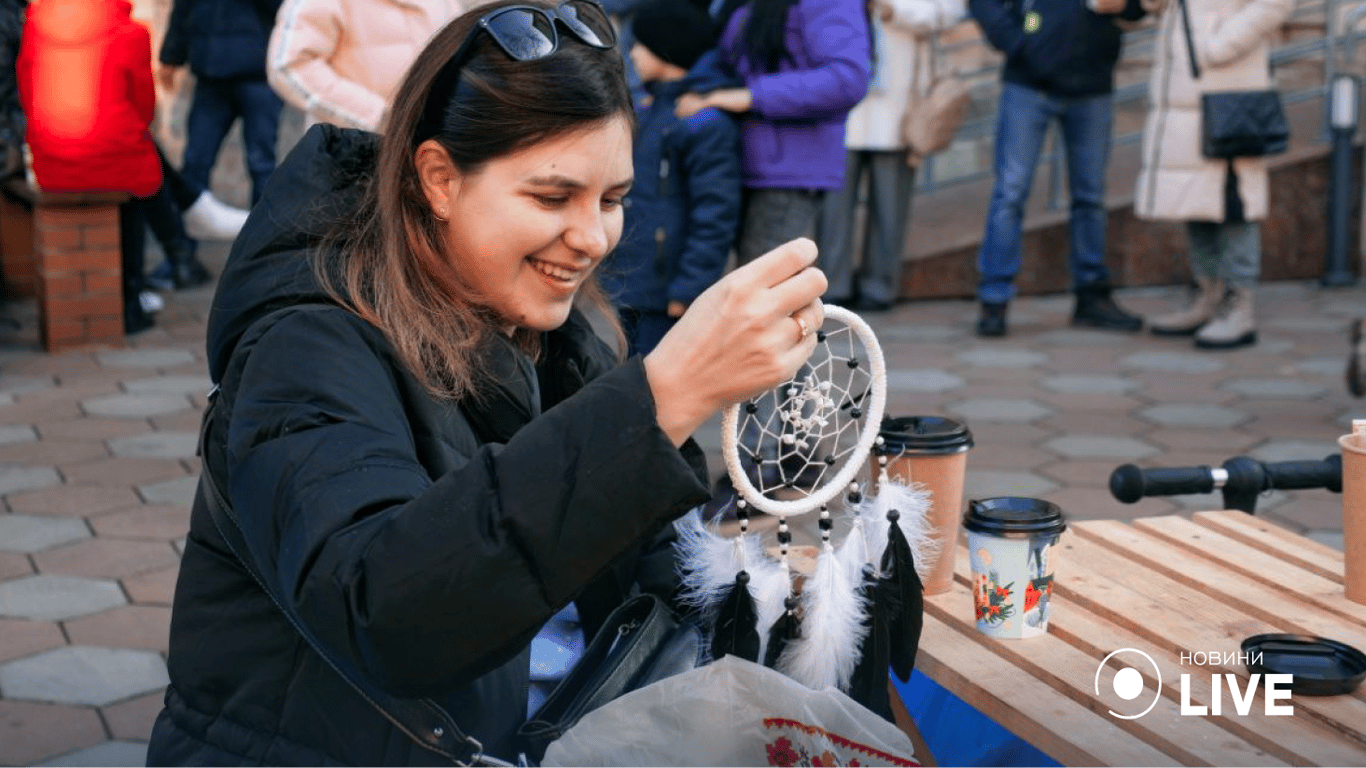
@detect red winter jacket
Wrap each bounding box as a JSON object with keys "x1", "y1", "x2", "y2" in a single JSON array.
[{"x1": 17, "y1": 0, "x2": 161, "y2": 197}]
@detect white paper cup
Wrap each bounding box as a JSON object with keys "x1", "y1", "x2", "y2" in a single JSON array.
[{"x1": 963, "y1": 497, "x2": 1067, "y2": 639}]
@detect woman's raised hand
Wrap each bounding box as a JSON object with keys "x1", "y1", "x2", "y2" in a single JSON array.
[{"x1": 644, "y1": 238, "x2": 827, "y2": 446}]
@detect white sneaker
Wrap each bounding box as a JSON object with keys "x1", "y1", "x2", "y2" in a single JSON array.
[
  {"x1": 183, "y1": 192, "x2": 249, "y2": 241},
  {"x1": 139, "y1": 290, "x2": 165, "y2": 314}
]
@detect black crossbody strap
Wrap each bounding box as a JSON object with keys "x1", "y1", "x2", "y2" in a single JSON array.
[
  {"x1": 1178, "y1": 0, "x2": 1202, "y2": 79},
  {"x1": 194, "y1": 307, "x2": 511, "y2": 766}
]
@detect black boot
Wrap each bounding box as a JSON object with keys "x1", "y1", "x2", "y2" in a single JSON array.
[
  {"x1": 976, "y1": 302, "x2": 1008, "y2": 337},
  {"x1": 1071, "y1": 283, "x2": 1142, "y2": 332}
]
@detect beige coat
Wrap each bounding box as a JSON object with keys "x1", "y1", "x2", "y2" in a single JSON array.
[
  {"x1": 844, "y1": 0, "x2": 966, "y2": 150},
  {"x1": 267, "y1": 0, "x2": 466, "y2": 132},
  {"x1": 1133, "y1": 0, "x2": 1293, "y2": 222}
]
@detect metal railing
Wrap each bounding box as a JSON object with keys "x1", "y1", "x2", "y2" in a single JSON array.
[{"x1": 917, "y1": 0, "x2": 1359, "y2": 208}]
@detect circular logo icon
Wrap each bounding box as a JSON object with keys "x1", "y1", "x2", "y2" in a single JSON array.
[{"x1": 1094, "y1": 648, "x2": 1162, "y2": 719}]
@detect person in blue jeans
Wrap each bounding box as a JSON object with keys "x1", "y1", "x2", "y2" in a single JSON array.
[
  {"x1": 601, "y1": 0, "x2": 741, "y2": 356},
  {"x1": 159, "y1": 0, "x2": 283, "y2": 206},
  {"x1": 969, "y1": 0, "x2": 1145, "y2": 337}
]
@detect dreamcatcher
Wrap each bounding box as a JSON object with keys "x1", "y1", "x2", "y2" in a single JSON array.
[{"x1": 675, "y1": 305, "x2": 935, "y2": 718}]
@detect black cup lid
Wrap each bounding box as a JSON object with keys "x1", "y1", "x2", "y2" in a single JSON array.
[
  {"x1": 962, "y1": 497, "x2": 1066, "y2": 538},
  {"x1": 875, "y1": 415, "x2": 974, "y2": 455},
  {"x1": 1241, "y1": 634, "x2": 1366, "y2": 696}
]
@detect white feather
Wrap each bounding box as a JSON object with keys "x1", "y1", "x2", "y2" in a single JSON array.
[
  {"x1": 673, "y1": 507, "x2": 744, "y2": 611},
  {"x1": 777, "y1": 546, "x2": 867, "y2": 692},
  {"x1": 750, "y1": 556, "x2": 792, "y2": 663},
  {"x1": 860, "y1": 478, "x2": 938, "y2": 582},
  {"x1": 836, "y1": 515, "x2": 869, "y2": 586}
]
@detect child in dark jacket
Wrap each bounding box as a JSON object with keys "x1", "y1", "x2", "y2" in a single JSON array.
[{"x1": 601, "y1": 0, "x2": 741, "y2": 356}]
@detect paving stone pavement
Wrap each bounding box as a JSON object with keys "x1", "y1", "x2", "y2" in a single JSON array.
[{"x1": 0, "y1": 238, "x2": 1363, "y2": 765}]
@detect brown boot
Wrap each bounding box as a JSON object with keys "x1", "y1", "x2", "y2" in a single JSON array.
[
  {"x1": 1149, "y1": 277, "x2": 1223, "y2": 336},
  {"x1": 1194, "y1": 285, "x2": 1256, "y2": 350}
]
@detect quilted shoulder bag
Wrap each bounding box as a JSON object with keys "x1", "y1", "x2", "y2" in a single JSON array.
[
  {"x1": 1178, "y1": 0, "x2": 1288, "y2": 158},
  {"x1": 901, "y1": 33, "x2": 971, "y2": 167}
]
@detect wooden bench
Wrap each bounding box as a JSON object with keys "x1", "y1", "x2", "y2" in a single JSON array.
[{"x1": 0, "y1": 178, "x2": 130, "y2": 352}]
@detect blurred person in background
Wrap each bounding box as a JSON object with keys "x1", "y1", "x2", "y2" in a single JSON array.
[
  {"x1": 969, "y1": 0, "x2": 1146, "y2": 337},
  {"x1": 1136, "y1": 0, "x2": 1293, "y2": 350},
  {"x1": 267, "y1": 0, "x2": 466, "y2": 132},
  {"x1": 816, "y1": 0, "x2": 964, "y2": 312}
]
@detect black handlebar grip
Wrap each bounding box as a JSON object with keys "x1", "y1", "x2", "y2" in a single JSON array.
[
  {"x1": 1264, "y1": 455, "x2": 1343, "y2": 493},
  {"x1": 1110, "y1": 463, "x2": 1216, "y2": 503}
]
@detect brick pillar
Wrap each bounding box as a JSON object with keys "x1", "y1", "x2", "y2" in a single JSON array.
[{"x1": 34, "y1": 197, "x2": 127, "y2": 352}]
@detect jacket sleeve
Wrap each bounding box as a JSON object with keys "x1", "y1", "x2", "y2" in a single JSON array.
[
  {"x1": 968, "y1": 0, "x2": 1024, "y2": 56},
  {"x1": 1203, "y1": 0, "x2": 1292, "y2": 68},
  {"x1": 266, "y1": 0, "x2": 386, "y2": 131},
  {"x1": 745, "y1": 0, "x2": 872, "y2": 121},
  {"x1": 668, "y1": 111, "x2": 740, "y2": 306},
  {"x1": 221, "y1": 310, "x2": 711, "y2": 699},
  {"x1": 159, "y1": 0, "x2": 191, "y2": 66}
]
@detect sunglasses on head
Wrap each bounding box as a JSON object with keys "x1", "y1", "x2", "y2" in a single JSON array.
[{"x1": 416, "y1": 0, "x2": 617, "y2": 143}]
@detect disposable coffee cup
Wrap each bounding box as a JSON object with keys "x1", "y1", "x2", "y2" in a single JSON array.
[
  {"x1": 873, "y1": 415, "x2": 974, "y2": 595},
  {"x1": 1340, "y1": 420, "x2": 1366, "y2": 605},
  {"x1": 963, "y1": 497, "x2": 1066, "y2": 639}
]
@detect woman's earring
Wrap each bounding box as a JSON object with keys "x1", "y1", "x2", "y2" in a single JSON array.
[{"x1": 435, "y1": 207, "x2": 447, "y2": 221}]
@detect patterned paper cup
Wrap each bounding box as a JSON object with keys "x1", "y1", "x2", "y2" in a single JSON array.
[{"x1": 963, "y1": 497, "x2": 1067, "y2": 640}]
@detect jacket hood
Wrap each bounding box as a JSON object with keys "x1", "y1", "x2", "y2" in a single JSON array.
[
  {"x1": 207, "y1": 124, "x2": 378, "y2": 383},
  {"x1": 27, "y1": 0, "x2": 131, "y2": 45}
]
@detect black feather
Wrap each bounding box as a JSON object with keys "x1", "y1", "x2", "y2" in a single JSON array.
[
  {"x1": 763, "y1": 595, "x2": 802, "y2": 668},
  {"x1": 848, "y1": 565, "x2": 892, "y2": 720},
  {"x1": 711, "y1": 570, "x2": 760, "y2": 662},
  {"x1": 884, "y1": 510, "x2": 925, "y2": 682}
]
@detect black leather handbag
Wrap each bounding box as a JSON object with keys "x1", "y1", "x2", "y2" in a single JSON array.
[
  {"x1": 1179, "y1": 0, "x2": 1288, "y2": 158},
  {"x1": 516, "y1": 593, "x2": 704, "y2": 763}
]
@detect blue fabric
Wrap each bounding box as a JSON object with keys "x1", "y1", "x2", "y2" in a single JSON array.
[
  {"x1": 182, "y1": 76, "x2": 283, "y2": 204},
  {"x1": 967, "y1": 0, "x2": 1142, "y2": 98},
  {"x1": 714, "y1": 0, "x2": 871, "y2": 190},
  {"x1": 601, "y1": 63, "x2": 741, "y2": 313},
  {"x1": 160, "y1": 0, "x2": 280, "y2": 80},
  {"x1": 976, "y1": 82, "x2": 1113, "y2": 305},
  {"x1": 527, "y1": 603, "x2": 586, "y2": 717},
  {"x1": 894, "y1": 669, "x2": 1061, "y2": 768}
]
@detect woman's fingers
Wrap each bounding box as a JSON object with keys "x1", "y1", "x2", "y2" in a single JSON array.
[{"x1": 737, "y1": 237, "x2": 819, "y2": 289}]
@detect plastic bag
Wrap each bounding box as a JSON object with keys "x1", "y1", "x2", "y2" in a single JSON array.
[{"x1": 542, "y1": 656, "x2": 920, "y2": 767}]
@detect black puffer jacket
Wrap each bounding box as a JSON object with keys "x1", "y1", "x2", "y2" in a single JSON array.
[{"x1": 146, "y1": 125, "x2": 712, "y2": 766}]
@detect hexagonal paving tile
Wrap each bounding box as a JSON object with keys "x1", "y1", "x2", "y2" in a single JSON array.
[
  {"x1": 94, "y1": 350, "x2": 195, "y2": 368},
  {"x1": 877, "y1": 325, "x2": 962, "y2": 342},
  {"x1": 956, "y1": 348, "x2": 1050, "y2": 368},
  {"x1": 64, "y1": 605, "x2": 171, "y2": 653},
  {"x1": 33, "y1": 538, "x2": 180, "y2": 581},
  {"x1": 965, "y1": 470, "x2": 1059, "y2": 499},
  {"x1": 1264, "y1": 316, "x2": 1348, "y2": 333},
  {"x1": 1039, "y1": 375, "x2": 1139, "y2": 394},
  {"x1": 1305, "y1": 530, "x2": 1345, "y2": 550},
  {"x1": 137, "y1": 475, "x2": 197, "y2": 506},
  {"x1": 1249, "y1": 439, "x2": 1342, "y2": 464},
  {"x1": 107, "y1": 431, "x2": 197, "y2": 460},
  {"x1": 1034, "y1": 329, "x2": 1125, "y2": 346},
  {"x1": 1138, "y1": 404, "x2": 1249, "y2": 428},
  {"x1": 7, "y1": 485, "x2": 143, "y2": 517},
  {"x1": 36, "y1": 740, "x2": 149, "y2": 767},
  {"x1": 119, "y1": 376, "x2": 211, "y2": 397},
  {"x1": 0, "y1": 465, "x2": 62, "y2": 495},
  {"x1": 0, "y1": 575, "x2": 126, "y2": 621},
  {"x1": 1294, "y1": 357, "x2": 1350, "y2": 377},
  {"x1": 81, "y1": 394, "x2": 191, "y2": 419},
  {"x1": 1119, "y1": 352, "x2": 1226, "y2": 374},
  {"x1": 0, "y1": 424, "x2": 37, "y2": 445},
  {"x1": 0, "y1": 515, "x2": 90, "y2": 553},
  {"x1": 947, "y1": 398, "x2": 1052, "y2": 423},
  {"x1": 886, "y1": 369, "x2": 964, "y2": 393},
  {"x1": 1219, "y1": 378, "x2": 1328, "y2": 399},
  {"x1": 0, "y1": 700, "x2": 107, "y2": 766},
  {"x1": 0, "y1": 645, "x2": 168, "y2": 706},
  {"x1": 1044, "y1": 435, "x2": 1160, "y2": 460}
]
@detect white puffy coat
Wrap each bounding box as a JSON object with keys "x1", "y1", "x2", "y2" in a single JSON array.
[{"x1": 1133, "y1": 0, "x2": 1293, "y2": 222}]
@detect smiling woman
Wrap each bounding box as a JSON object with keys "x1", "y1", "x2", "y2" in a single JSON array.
[{"x1": 145, "y1": 1, "x2": 827, "y2": 765}]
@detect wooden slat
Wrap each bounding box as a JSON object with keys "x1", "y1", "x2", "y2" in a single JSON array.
[
  {"x1": 1192, "y1": 511, "x2": 1344, "y2": 584},
  {"x1": 1034, "y1": 542, "x2": 1366, "y2": 766},
  {"x1": 926, "y1": 583, "x2": 1287, "y2": 766},
  {"x1": 1068, "y1": 523, "x2": 1366, "y2": 731},
  {"x1": 915, "y1": 609, "x2": 1180, "y2": 766},
  {"x1": 1132, "y1": 516, "x2": 1366, "y2": 626}
]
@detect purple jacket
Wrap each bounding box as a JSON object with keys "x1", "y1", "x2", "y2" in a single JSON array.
[{"x1": 719, "y1": 0, "x2": 872, "y2": 190}]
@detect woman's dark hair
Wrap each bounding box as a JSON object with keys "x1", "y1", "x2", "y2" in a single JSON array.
[
  {"x1": 717, "y1": 0, "x2": 801, "y2": 73},
  {"x1": 315, "y1": 0, "x2": 633, "y2": 400}
]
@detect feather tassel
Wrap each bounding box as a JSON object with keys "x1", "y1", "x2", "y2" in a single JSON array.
[
  {"x1": 883, "y1": 509, "x2": 925, "y2": 682},
  {"x1": 777, "y1": 546, "x2": 866, "y2": 691},
  {"x1": 674, "y1": 508, "x2": 745, "y2": 612},
  {"x1": 848, "y1": 564, "x2": 894, "y2": 720},
  {"x1": 711, "y1": 570, "x2": 760, "y2": 662},
  {"x1": 859, "y1": 478, "x2": 936, "y2": 581},
  {"x1": 750, "y1": 556, "x2": 792, "y2": 664},
  {"x1": 763, "y1": 595, "x2": 802, "y2": 668}
]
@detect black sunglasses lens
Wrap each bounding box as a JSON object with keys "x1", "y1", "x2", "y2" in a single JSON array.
[
  {"x1": 559, "y1": 1, "x2": 615, "y2": 48},
  {"x1": 485, "y1": 8, "x2": 556, "y2": 61}
]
